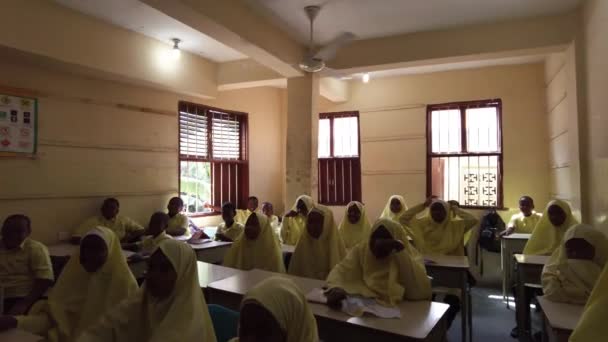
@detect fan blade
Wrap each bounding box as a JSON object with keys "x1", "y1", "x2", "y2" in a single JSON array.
[{"x1": 313, "y1": 32, "x2": 356, "y2": 61}]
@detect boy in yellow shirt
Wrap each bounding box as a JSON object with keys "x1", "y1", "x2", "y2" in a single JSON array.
[
  {"x1": 215, "y1": 202, "x2": 244, "y2": 242},
  {"x1": 123, "y1": 212, "x2": 172, "y2": 255},
  {"x1": 235, "y1": 196, "x2": 259, "y2": 225},
  {"x1": 502, "y1": 196, "x2": 542, "y2": 236},
  {"x1": 0, "y1": 215, "x2": 54, "y2": 315},
  {"x1": 71, "y1": 198, "x2": 144, "y2": 244},
  {"x1": 166, "y1": 197, "x2": 190, "y2": 238}
]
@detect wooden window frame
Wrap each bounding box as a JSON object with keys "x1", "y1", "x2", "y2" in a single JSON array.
[
  {"x1": 178, "y1": 101, "x2": 249, "y2": 217},
  {"x1": 426, "y1": 99, "x2": 504, "y2": 209},
  {"x1": 318, "y1": 111, "x2": 362, "y2": 206}
]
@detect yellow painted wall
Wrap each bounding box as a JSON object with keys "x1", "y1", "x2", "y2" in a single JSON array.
[
  {"x1": 0, "y1": 59, "x2": 284, "y2": 244},
  {"x1": 319, "y1": 64, "x2": 550, "y2": 223}
]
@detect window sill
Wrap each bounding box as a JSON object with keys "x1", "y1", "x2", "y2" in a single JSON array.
[
  {"x1": 186, "y1": 211, "x2": 221, "y2": 218},
  {"x1": 460, "y1": 206, "x2": 507, "y2": 211}
]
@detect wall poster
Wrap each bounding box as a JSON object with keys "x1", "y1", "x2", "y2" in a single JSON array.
[{"x1": 0, "y1": 93, "x2": 37, "y2": 154}]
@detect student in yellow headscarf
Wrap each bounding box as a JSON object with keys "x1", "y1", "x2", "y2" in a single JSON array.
[
  {"x1": 77, "y1": 239, "x2": 217, "y2": 342},
  {"x1": 326, "y1": 218, "x2": 432, "y2": 308},
  {"x1": 288, "y1": 205, "x2": 346, "y2": 280},
  {"x1": 223, "y1": 213, "x2": 285, "y2": 273},
  {"x1": 0, "y1": 227, "x2": 138, "y2": 341},
  {"x1": 216, "y1": 202, "x2": 245, "y2": 242},
  {"x1": 231, "y1": 277, "x2": 318, "y2": 342},
  {"x1": 569, "y1": 261, "x2": 608, "y2": 342},
  {"x1": 281, "y1": 195, "x2": 314, "y2": 246},
  {"x1": 400, "y1": 197, "x2": 478, "y2": 256},
  {"x1": 338, "y1": 201, "x2": 371, "y2": 250},
  {"x1": 523, "y1": 199, "x2": 578, "y2": 256},
  {"x1": 380, "y1": 195, "x2": 408, "y2": 221},
  {"x1": 541, "y1": 224, "x2": 608, "y2": 304}
]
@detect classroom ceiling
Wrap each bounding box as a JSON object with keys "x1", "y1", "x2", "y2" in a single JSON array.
[
  {"x1": 244, "y1": 0, "x2": 583, "y2": 45},
  {"x1": 53, "y1": 0, "x2": 247, "y2": 63}
]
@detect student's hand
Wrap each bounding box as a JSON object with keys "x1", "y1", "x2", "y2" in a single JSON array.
[
  {"x1": 0, "y1": 316, "x2": 18, "y2": 332},
  {"x1": 499, "y1": 227, "x2": 515, "y2": 237},
  {"x1": 284, "y1": 210, "x2": 298, "y2": 218},
  {"x1": 7, "y1": 300, "x2": 31, "y2": 316},
  {"x1": 325, "y1": 288, "x2": 347, "y2": 310}
]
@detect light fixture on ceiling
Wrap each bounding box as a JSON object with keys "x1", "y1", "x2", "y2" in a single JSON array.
[
  {"x1": 170, "y1": 38, "x2": 181, "y2": 60},
  {"x1": 362, "y1": 73, "x2": 370, "y2": 83}
]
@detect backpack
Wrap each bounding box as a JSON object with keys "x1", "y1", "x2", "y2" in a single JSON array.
[{"x1": 478, "y1": 209, "x2": 506, "y2": 253}]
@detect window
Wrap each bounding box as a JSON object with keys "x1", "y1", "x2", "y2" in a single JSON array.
[
  {"x1": 179, "y1": 101, "x2": 248, "y2": 216},
  {"x1": 317, "y1": 111, "x2": 362, "y2": 205},
  {"x1": 427, "y1": 99, "x2": 503, "y2": 208}
]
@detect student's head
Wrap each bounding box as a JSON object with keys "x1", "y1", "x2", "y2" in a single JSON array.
[
  {"x1": 347, "y1": 203, "x2": 361, "y2": 224},
  {"x1": 101, "y1": 198, "x2": 120, "y2": 220},
  {"x1": 146, "y1": 247, "x2": 178, "y2": 299},
  {"x1": 548, "y1": 204, "x2": 567, "y2": 227},
  {"x1": 296, "y1": 199, "x2": 308, "y2": 216},
  {"x1": 247, "y1": 196, "x2": 259, "y2": 212},
  {"x1": 167, "y1": 197, "x2": 184, "y2": 216},
  {"x1": 261, "y1": 202, "x2": 274, "y2": 217},
  {"x1": 148, "y1": 212, "x2": 170, "y2": 237},
  {"x1": 80, "y1": 231, "x2": 108, "y2": 273},
  {"x1": 565, "y1": 238, "x2": 595, "y2": 261},
  {"x1": 562, "y1": 224, "x2": 605, "y2": 262},
  {"x1": 222, "y1": 202, "x2": 237, "y2": 223},
  {"x1": 1, "y1": 214, "x2": 31, "y2": 249},
  {"x1": 430, "y1": 201, "x2": 448, "y2": 223},
  {"x1": 244, "y1": 213, "x2": 261, "y2": 240},
  {"x1": 390, "y1": 197, "x2": 402, "y2": 214},
  {"x1": 369, "y1": 224, "x2": 395, "y2": 259},
  {"x1": 239, "y1": 301, "x2": 286, "y2": 342},
  {"x1": 306, "y1": 209, "x2": 324, "y2": 239},
  {"x1": 519, "y1": 196, "x2": 535, "y2": 217}
]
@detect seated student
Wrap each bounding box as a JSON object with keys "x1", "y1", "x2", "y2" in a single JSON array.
[
  {"x1": 122, "y1": 212, "x2": 172, "y2": 255},
  {"x1": 261, "y1": 201, "x2": 281, "y2": 239},
  {"x1": 0, "y1": 215, "x2": 53, "y2": 315},
  {"x1": 215, "y1": 202, "x2": 244, "y2": 242},
  {"x1": 165, "y1": 197, "x2": 191, "y2": 238},
  {"x1": 379, "y1": 195, "x2": 408, "y2": 221},
  {"x1": 542, "y1": 224, "x2": 608, "y2": 304},
  {"x1": 338, "y1": 201, "x2": 371, "y2": 251},
  {"x1": 233, "y1": 277, "x2": 318, "y2": 342},
  {"x1": 281, "y1": 195, "x2": 314, "y2": 246},
  {"x1": 523, "y1": 199, "x2": 578, "y2": 256},
  {"x1": 0, "y1": 227, "x2": 138, "y2": 341},
  {"x1": 76, "y1": 239, "x2": 217, "y2": 342},
  {"x1": 501, "y1": 196, "x2": 542, "y2": 236},
  {"x1": 288, "y1": 205, "x2": 346, "y2": 280},
  {"x1": 223, "y1": 213, "x2": 285, "y2": 273},
  {"x1": 71, "y1": 198, "x2": 144, "y2": 244},
  {"x1": 569, "y1": 262, "x2": 608, "y2": 342},
  {"x1": 326, "y1": 218, "x2": 432, "y2": 309},
  {"x1": 235, "y1": 196, "x2": 259, "y2": 225}
]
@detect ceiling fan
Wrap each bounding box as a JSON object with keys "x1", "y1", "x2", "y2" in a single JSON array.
[{"x1": 298, "y1": 5, "x2": 355, "y2": 73}]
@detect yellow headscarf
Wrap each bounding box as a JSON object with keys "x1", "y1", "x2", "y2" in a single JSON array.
[
  {"x1": 541, "y1": 224, "x2": 608, "y2": 304},
  {"x1": 288, "y1": 205, "x2": 346, "y2": 280},
  {"x1": 223, "y1": 213, "x2": 286, "y2": 273},
  {"x1": 18, "y1": 227, "x2": 138, "y2": 342},
  {"x1": 380, "y1": 195, "x2": 408, "y2": 221},
  {"x1": 327, "y1": 219, "x2": 432, "y2": 306},
  {"x1": 233, "y1": 277, "x2": 319, "y2": 342},
  {"x1": 338, "y1": 201, "x2": 371, "y2": 250},
  {"x1": 523, "y1": 200, "x2": 578, "y2": 255},
  {"x1": 281, "y1": 195, "x2": 314, "y2": 246},
  {"x1": 78, "y1": 239, "x2": 217, "y2": 342},
  {"x1": 570, "y1": 261, "x2": 608, "y2": 342},
  {"x1": 412, "y1": 200, "x2": 471, "y2": 256}
]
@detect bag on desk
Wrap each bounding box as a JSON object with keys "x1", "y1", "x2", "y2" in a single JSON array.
[{"x1": 478, "y1": 209, "x2": 505, "y2": 253}]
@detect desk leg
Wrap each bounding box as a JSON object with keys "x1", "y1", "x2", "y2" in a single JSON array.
[
  {"x1": 468, "y1": 286, "x2": 473, "y2": 342},
  {"x1": 516, "y1": 267, "x2": 531, "y2": 342},
  {"x1": 461, "y1": 273, "x2": 468, "y2": 342},
  {"x1": 501, "y1": 239, "x2": 508, "y2": 304}
]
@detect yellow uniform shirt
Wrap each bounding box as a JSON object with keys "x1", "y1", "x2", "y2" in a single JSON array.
[
  {"x1": 73, "y1": 215, "x2": 143, "y2": 241},
  {"x1": 0, "y1": 238, "x2": 54, "y2": 298},
  {"x1": 215, "y1": 221, "x2": 244, "y2": 242},
  {"x1": 508, "y1": 212, "x2": 542, "y2": 234},
  {"x1": 166, "y1": 213, "x2": 190, "y2": 238},
  {"x1": 138, "y1": 232, "x2": 173, "y2": 255}
]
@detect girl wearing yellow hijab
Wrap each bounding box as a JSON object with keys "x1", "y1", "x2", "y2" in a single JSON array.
[
  {"x1": 0, "y1": 227, "x2": 138, "y2": 342},
  {"x1": 231, "y1": 277, "x2": 319, "y2": 342},
  {"x1": 569, "y1": 261, "x2": 608, "y2": 342},
  {"x1": 523, "y1": 199, "x2": 578, "y2": 256},
  {"x1": 399, "y1": 198, "x2": 478, "y2": 256},
  {"x1": 338, "y1": 201, "x2": 371, "y2": 250},
  {"x1": 541, "y1": 224, "x2": 608, "y2": 304},
  {"x1": 380, "y1": 195, "x2": 408, "y2": 221},
  {"x1": 326, "y1": 219, "x2": 432, "y2": 308},
  {"x1": 288, "y1": 205, "x2": 346, "y2": 280},
  {"x1": 281, "y1": 195, "x2": 314, "y2": 246},
  {"x1": 78, "y1": 239, "x2": 217, "y2": 342},
  {"x1": 223, "y1": 212, "x2": 285, "y2": 273}
]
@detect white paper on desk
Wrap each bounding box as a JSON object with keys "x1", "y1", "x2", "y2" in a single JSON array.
[{"x1": 305, "y1": 288, "x2": 401, "y2": 318}]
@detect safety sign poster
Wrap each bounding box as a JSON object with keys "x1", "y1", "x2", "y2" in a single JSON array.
[{"x1": 0, "y1": 94, "x2": 37, "y2": 154}]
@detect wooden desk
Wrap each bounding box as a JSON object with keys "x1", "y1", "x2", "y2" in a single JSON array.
[
  {"x1": 424, "y1": 254, "x2": 471, "y2": 342},
  {"x1": 0, "y1": 329, "x2": 43, "y2": 342},
  {"x1": 514, "y1": 254, "x2": 550, "y2": 342},
  {"x1": 501, "y1": 234, "x2": 531, "y2": 303},
  {"x1": 537, "y1": 296, "x2": 584, "y2": 342},
  {"x1": 197, "y1": 262, "x2": 243, "y2": 289},
  {"x1": 207, "y1": 269, "x2": 449, "y2": 342},
  {"x1": 190, "y1": 241, "x2": 232, "y2": 264}
]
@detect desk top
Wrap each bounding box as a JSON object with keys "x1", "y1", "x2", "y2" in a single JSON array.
[
  {"x1": 197, "y1": 261, "x2": 243, "y2": 288},
  {"x1": 208, "y1": 268, "x2": 325, "y2": 297},
  {"x1": 514, "y1": 254, "x2": 550, "y2": 265},
  {"x1": 0, "y1": 329, "x2": 43, "y2": 342},
  {"x1": 189, "y1": 240, "x2": 232, "y2": 250},
  {"x1": 503, "y1": 233, "x2": 532, "y2": 240},
  {"x1": 537, "y1": 296, "x2": 585, "y2": 331},
  {"x1": 281, "y1": 244, "x2": 295, "y2": 254},
  {"x1": 47, "y1": 243, "x2": 135, "y2": 258},
  {"x1": 424, "y1": 254, "x2": 470, "y2": 269}
]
